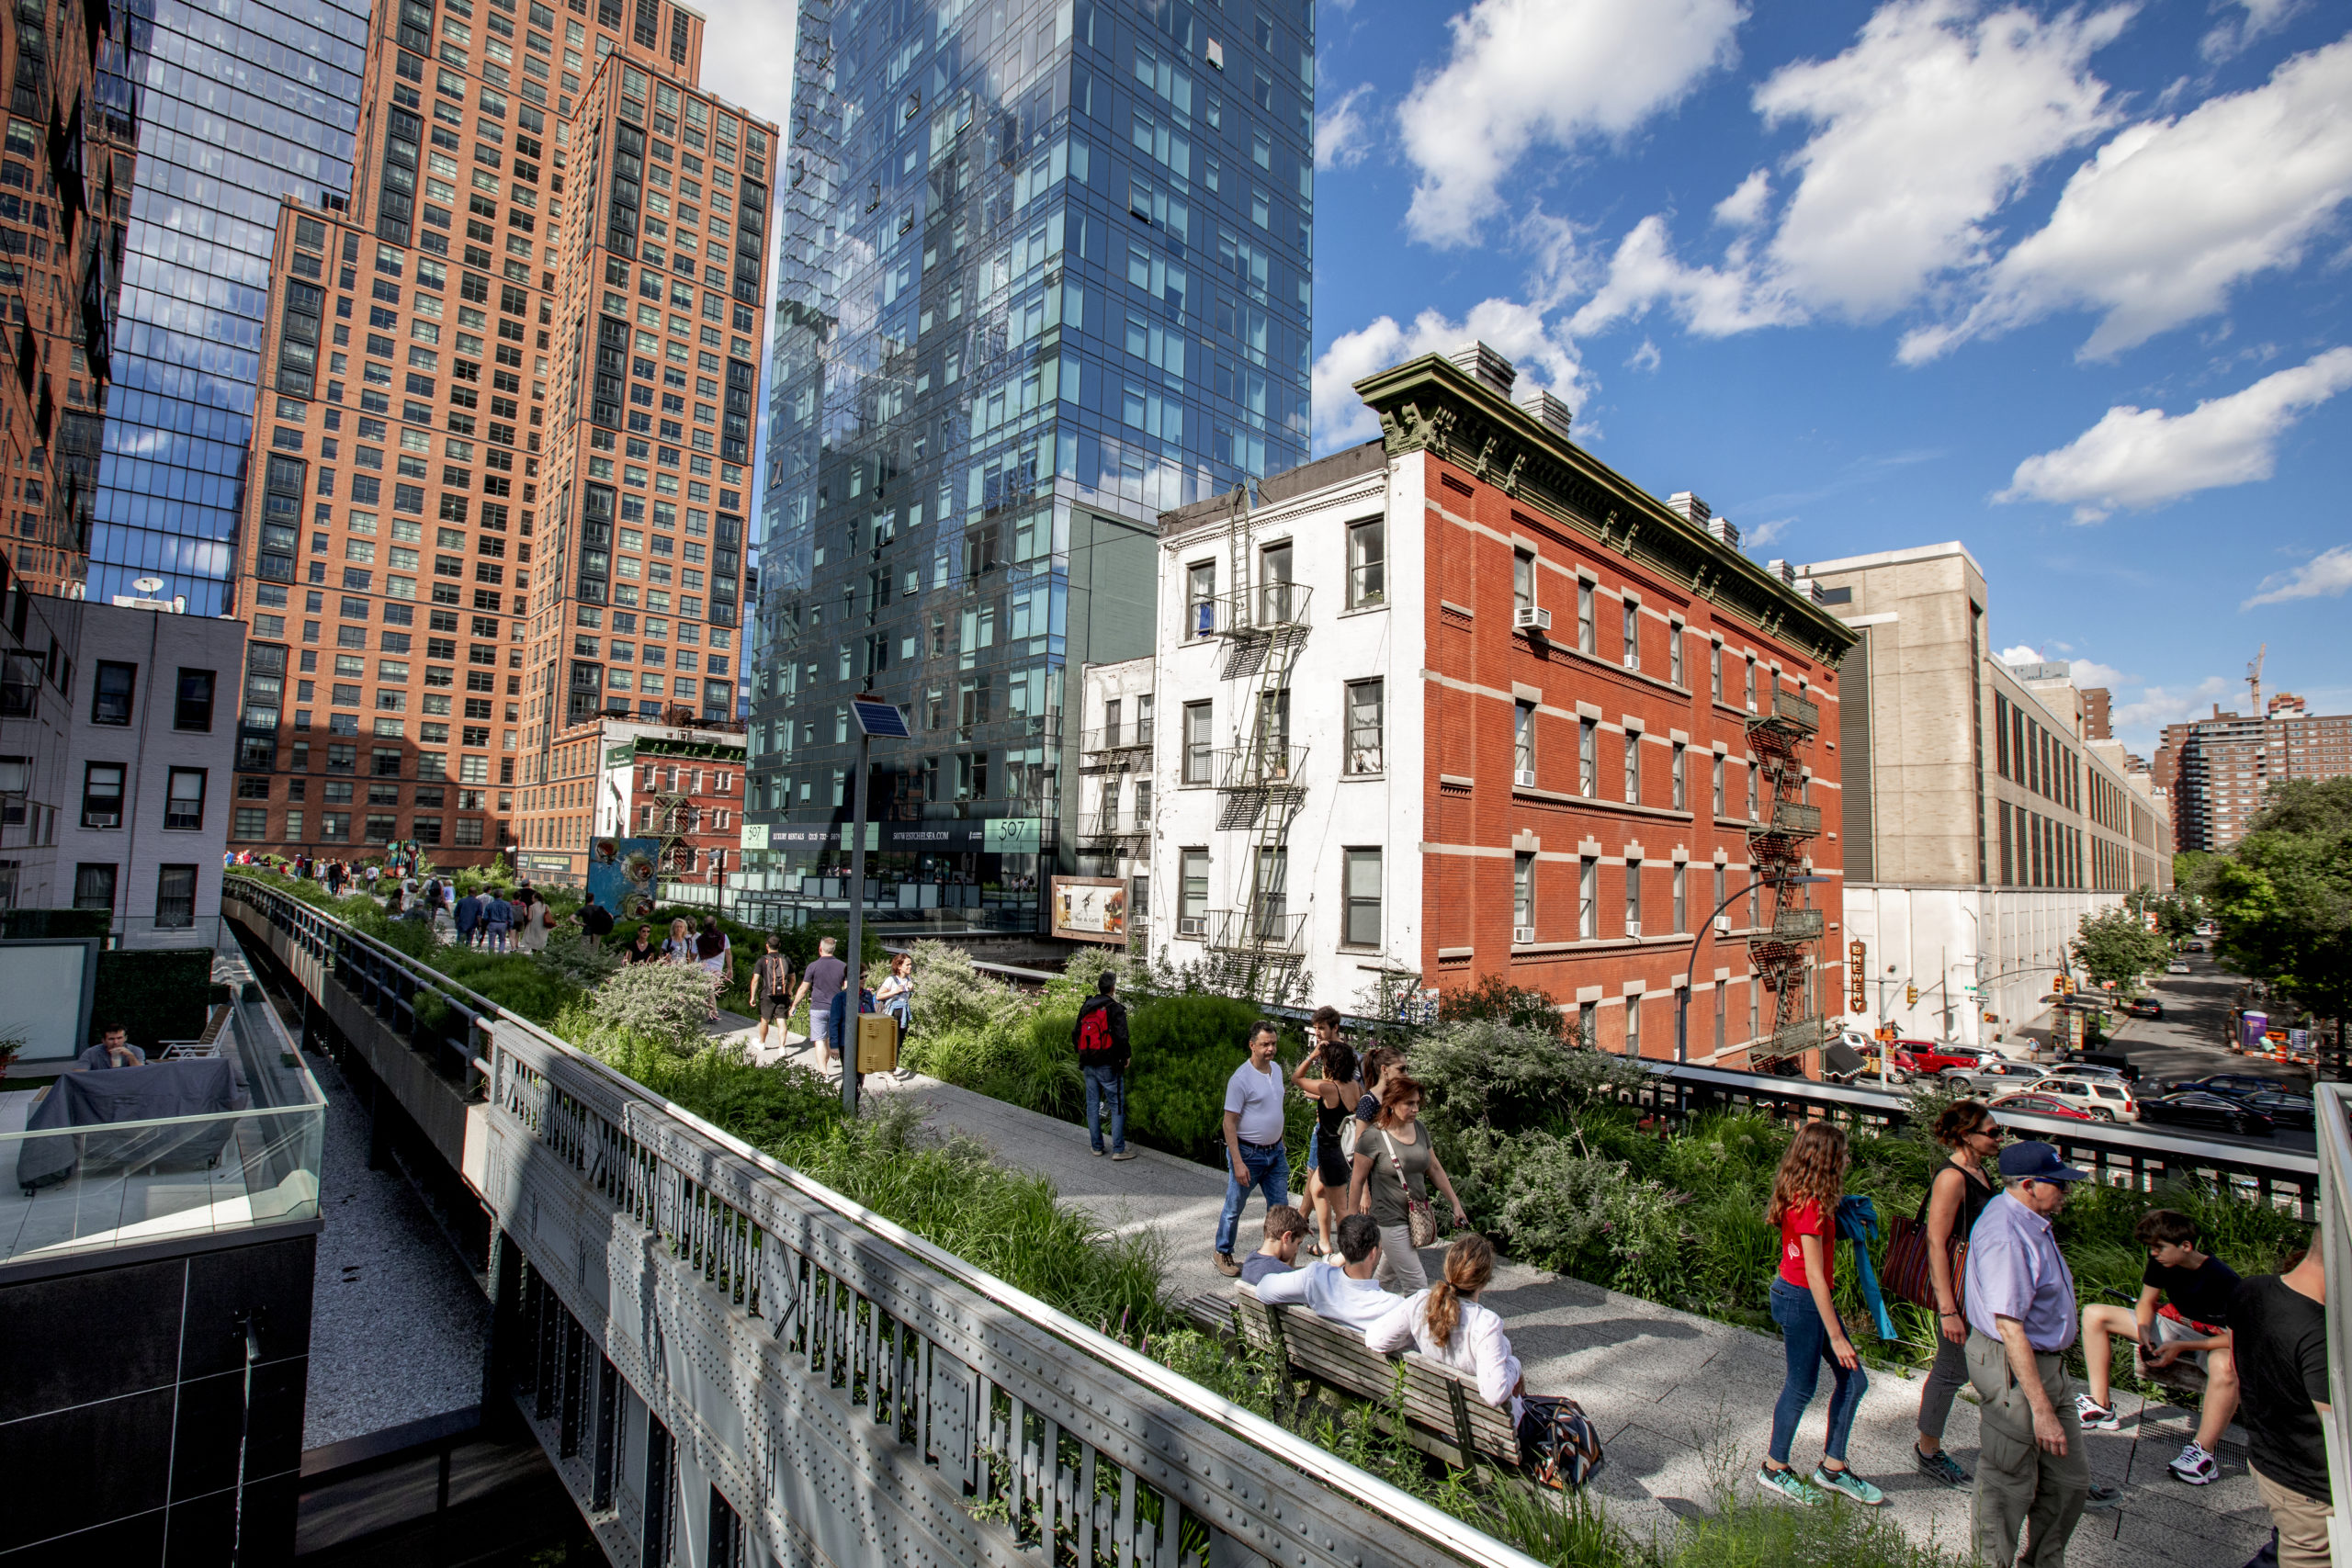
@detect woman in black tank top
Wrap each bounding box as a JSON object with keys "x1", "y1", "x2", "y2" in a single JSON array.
[
  {"x1": 1290, "y1": 1032, "x2": 1362, "y2": 1258},
  {"x1": 1915, "y1": 1099, "x2": 2005, "y2": 1484}
]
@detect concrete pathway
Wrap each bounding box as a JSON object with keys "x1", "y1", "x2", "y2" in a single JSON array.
[{"x1": 859, "y1": 1072, "x2": 2273, "y2": 1568}]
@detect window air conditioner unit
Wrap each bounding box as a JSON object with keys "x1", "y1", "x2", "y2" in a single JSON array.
[
  {"x1": 1514, "y1": 925, "x2": 1536, "y2": 945},
  {"x1": 1514, "y1": 605, "x2": 1552, "y2": 632},
  {"x1": 1625, "y1": 920, "x2": 1643, "y2": 938},
  {"x1": 1515, "y1": 768, "x2": 1536, "y2": 787},
  {"x1": 1714, "y1": 916, "x2": 1730, "y2": 934},
  {"x1": 1177, "y1": 915, "x2": 1206, "y2": 937},
  {"x1": 1623, "y1": 655, "x2": 1638, "y2": 670}
]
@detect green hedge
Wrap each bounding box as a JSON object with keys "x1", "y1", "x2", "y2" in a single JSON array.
[
  {"x1": 2, "y1": 908, "x2": 113, "y2": 940},
  {"x1": 93, "y1": 950, "x2": 214, "y2": 1045}
]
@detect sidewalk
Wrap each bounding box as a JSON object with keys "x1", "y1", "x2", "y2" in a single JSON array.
[{"x1": 862, "y1": 1072, "x2": 2272, "y2": 1567}]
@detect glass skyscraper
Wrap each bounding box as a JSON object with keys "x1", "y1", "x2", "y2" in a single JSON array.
[
  {"x1": 743, "y1": 0, "x2": 1315, "y2": 931},
  {"x1": 83, "y1": 0, "x2": 369, "y2": 615}
]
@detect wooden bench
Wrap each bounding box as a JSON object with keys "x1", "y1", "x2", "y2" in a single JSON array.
[{"x1": 1230, "y1": 1282, "x2": 1521, "y2": 1470}]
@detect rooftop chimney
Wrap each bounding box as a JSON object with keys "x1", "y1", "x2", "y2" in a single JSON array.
[
  {"x1": 1512, "y1": 382, "x2": 1572, "y2": 437},
  {"x1": 1706, "y1": 516, "x2": 1740, "y2": 547},
  {"x1": 1445, "y1": 341, "x2": 1517, "y2": 397},
  {"x1": 1667, "y1": 491, "x2": 1711, "y2": 526}
]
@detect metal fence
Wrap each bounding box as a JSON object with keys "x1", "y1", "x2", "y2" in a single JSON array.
[{"x1": 220, "y1": 874, "x2": 1545, "y2": 1568}]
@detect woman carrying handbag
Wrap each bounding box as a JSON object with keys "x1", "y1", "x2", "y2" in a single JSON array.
[
  {"x1": 1346, "y1": 1070, "x2": 1466, "y2": 1293},
  {"x1": 1898, "y1": 1100, "x2": 2004, "y2": 1485}
]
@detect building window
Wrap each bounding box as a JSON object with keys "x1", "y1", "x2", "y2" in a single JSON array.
[
  {"x1": 1185, "y1": 560, "x2": 1216, "y2": 637},
  {"x1": 155, "y1": 864, "x2": 198, "y2": 930},
  {"x1": 1672, "y1": 743, "x2": 1687, "y2": 810},
  {"x1": 1577, "y1": 999, "x2": 1597, "y2": 1051},
  {"x1": 1747, "y1": 764, "x2": 1758, "y2": 821},
  {"x1": 1715, "y1": 863, "x2": 1728, "y2": 927},
  {"x1": 233, "y1": 807, "x2": 268, "y2": 840},
  {"x1": 1712, "y1": 753, "x2": 1725, "y2": 816},
  {"x1": 283, "y1": 809, "x2": 304, "y2": 840},
  {"x1": 455, "y1": 818, "x2": 486, "y2": 845},
  {"x1": 175, "y1": 669, "x2": 218, "y2": 731},
  {"x1": 1137, "y1": 694, "x2": 1155, "y2": 743},
  {"x1": 164, "y1": 769, "x2": 208, "y2": 830},
  {"x1": 1578, "y1": 717, "x2": 1596, "y2": 796},
  {"x1": 92, "y1": 660, "x2": 137, "y2": 726},
  {"x1": 1513, "y1": 701, "x2": 1535, "y2": 783},
  {"x1": 1625, "y1": 993, "x2": 1642, "y2": 1058},
  {"x1": 1346, "y1": 680, "x2": 1384, "y2": 773},
  {"x1": 1672, "y1": 863, "x2": 1687, "y2": 933},
  {"x1": 1251, "y1": 847, "x2": 1288, "y2": 934},
  {"x1": 1710, "y1": 641, "x2": 1723, "y2": 702},
  {"x1": 321, "y1": 811, "x2": 352, "y2": 841},
  {"x1": 1621, "y1": 598, "x2": 1639, "y2": 669},
  {"x1": 1180, "y1": 847, "x2": 1209, "y2": 932},
  {"x1": 1624, "y1": 860, "x2": 1643, "y2": 934},
  {"x1": 1579, "y1": 856, "x2": 1597, "y2": 939},
  {"x1": 73, "y1": 863, "x2": 118, "y2": 912},
  {"x1": 1512, "y1": 549, "x2": 1534, "y2": 618},
  {"x1": 1103, "y1": 696, "x2": 1123, "y2": 748},
  {"x1": 1183, "y1": 700, "x2": 1214, "y2": 784},
  {"x1": 1347, "y1": 519, "x2": 1385, "y2": 607},
  {"x1": 83, "y1": 762, "x2": 127, "y2": 829},
  {"x1": 1512, "y1": 852, "x2": 1534, "y2": 936},
  {"x1": 1745, "y1": 655, "x2": 1757, "y2": 710},
  {"x1": 1669, "y1": 623, "x2": 1685, "y2": 687},
  {"x1": 1624, "y1": 730, "x2": 1641, "y2": 805},
  {"x1": 1343, "y1": 848, "x2": 1381, "y2": 946},
  {"x1": 1577, "y1": 579, "x2": 1594, "y2": 654}
]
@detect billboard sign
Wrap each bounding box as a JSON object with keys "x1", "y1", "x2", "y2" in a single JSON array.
[
  {"x1": 1051, "y1": 876, "x2": 1127, "y2": 943},
  {"x1": 740, "y1": 822, "x2": 771, "y2": 851},
  {"x1": 587, "y1": 835, "x2": 661, "y2": 919}
]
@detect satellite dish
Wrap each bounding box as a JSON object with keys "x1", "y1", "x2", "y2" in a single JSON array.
[{"x1": 132, "y1": 576, "x2": 165, "y2": 593}]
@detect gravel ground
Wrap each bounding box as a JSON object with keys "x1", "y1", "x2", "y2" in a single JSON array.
[{"x1": 302, "y1": 1047, "x2": 491, "y2": 1450}]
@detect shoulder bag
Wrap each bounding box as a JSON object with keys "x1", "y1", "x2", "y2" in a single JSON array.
[
  {"x1": 1381, "y1": 1127, "x2": 1440, "y2": 1248},
  {"x1": 1883, "y1": 1168, "x2": 1968, "y2": 1315}
]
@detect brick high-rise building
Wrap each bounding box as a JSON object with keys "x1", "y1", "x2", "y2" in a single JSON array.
[
  {"x1": 227, "y1": 0, "x2": 773, "y2": 867},
  {"x1": 2161, "y1": 696, "x2": 2352, "y2": 852}
]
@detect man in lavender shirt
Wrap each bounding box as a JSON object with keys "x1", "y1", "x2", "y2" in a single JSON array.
[{"x1": 1962, "y1": 1142, "x2": 2093, "y2": 1568}]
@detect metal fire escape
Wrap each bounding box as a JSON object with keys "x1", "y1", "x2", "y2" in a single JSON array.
[
  {"x1": 1202, "y1": 488, "x2": 1311, "y2": 1003},
  {"x1": 1745, "y1": 687, "x2": 1828, "y2": 1071}
]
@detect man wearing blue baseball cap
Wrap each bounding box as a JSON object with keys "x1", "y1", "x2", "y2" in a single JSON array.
[{"x1": 1962, "y1": 1141, "x2": 2093, "y2": 1567}]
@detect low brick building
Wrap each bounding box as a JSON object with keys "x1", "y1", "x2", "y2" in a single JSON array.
[{"x1": 512, "y1": 711, "x2": 742, "y2": 888}]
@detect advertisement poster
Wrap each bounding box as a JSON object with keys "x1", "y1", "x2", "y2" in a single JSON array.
[
  {"x1": 1051, "y1": 876, "x2": 1127, "y2": 943},
  {"x1": 2240, "y1": 1011, "x2": 2269, "y2": 1053},
  {"x1": 588, "y1": 836, "x2": 661, "y2": 919}
]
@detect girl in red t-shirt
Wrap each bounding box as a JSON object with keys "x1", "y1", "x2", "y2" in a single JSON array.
[{"x1": 1758, "y1": 1122, "x2": 1883, "y2": 1506}]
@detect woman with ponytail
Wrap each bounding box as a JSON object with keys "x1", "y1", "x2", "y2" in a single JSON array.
[
  {"x1": 1365, "y1": 1235, "x2": 1605, "y2": 1489},
  {"x1": 1758, "y1": 1121, "x2": 1883, "y2": 1506}
]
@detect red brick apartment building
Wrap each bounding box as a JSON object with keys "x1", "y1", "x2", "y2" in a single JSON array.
[
  {"x1": 228, "y1": 0, "x2": 771, "y2": 865},
  {"x1": 1141, "y1": 345, "x2": 1855, "y2": 1066}
]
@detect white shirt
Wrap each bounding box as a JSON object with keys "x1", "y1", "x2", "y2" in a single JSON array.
[
  {"x1": 1224, "y1": 1057, "x2": 1286, "y2": 1145},
  {"x1": 1364, "y1": 1290, "x2": 1523, "y2": 1419},
  {"x1": 1254, "y1": 1262, "x2": 1398, "y2": 1335}
]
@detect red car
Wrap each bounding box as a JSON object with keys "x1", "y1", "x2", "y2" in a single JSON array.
[
  {"x1": 1892, "y1": 1040, "x2": 1979, "y2": 1077},
  {"x1": 1991, "y1": 1092, "x2": 2095, "y2": 1122}
]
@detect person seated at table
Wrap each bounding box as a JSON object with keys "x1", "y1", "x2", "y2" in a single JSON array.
[
  {"x1": 74, "y1": 1026, "x2": 146, "y2": 1070},
  {"x1": 1254, "y1": 1213, "x2": 1396, "y2": 1332},
  {"x1": 1365, "y1": 1234, "x2": 1606, "y2": 1489}
]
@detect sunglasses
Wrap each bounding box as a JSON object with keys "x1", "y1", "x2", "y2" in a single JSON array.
[{"x1": 1972, "y1": 1123, "x2": 2005, "y2": 1140}]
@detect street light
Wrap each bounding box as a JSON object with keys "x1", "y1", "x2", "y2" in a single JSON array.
[{"x1": 1679, "y1": 874, "x2": 1833, "y2": 1066}]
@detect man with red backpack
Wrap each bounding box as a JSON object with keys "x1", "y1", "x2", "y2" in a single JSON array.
[{"x1": 1074, "y1": 972, "x2": 1135, "y2": 1160}]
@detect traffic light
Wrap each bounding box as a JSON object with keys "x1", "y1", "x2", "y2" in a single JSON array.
[{"x1": 1905, "y1": 983, "x2": 1918, "y2": 1006}]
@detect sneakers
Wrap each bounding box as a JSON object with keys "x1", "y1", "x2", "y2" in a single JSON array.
[
  {"x1": 2075, "y1": 1393, "x2": 2121, "y2": 1431},
  {"x1": 1213, "y1": 1250, "x2": 1241, "y2": 1277},
  {"x1": 2084, "y1": 1482, "x2": 2122, "y2": 1511},
  {"x1": 1756, "y1": 1465, "x2": 1822, "y2": 1506},
  {"x1": 1091, "y1": 1145, "x2": 1106, "y2": 1157},
  {"x1": 1915, "y1": 1447, "x2": 1971, "y2": 1486},
  {"x1": 2169, "y1": 1441, "x2": 2219, "y2": 1485},
  {"x1": 1813, "y1": 1466, "x2": 1885, "y2": 1506},
  {"x1": 1110, "y1": 1149, "x2": 1137, "y2": 1161}
]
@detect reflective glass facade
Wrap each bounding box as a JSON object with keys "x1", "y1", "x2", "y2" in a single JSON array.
[
  {"x1": 85, "y1": 0, "x2": 368, "y2": 614},
  {"x1": 744, "y1": 0, "x2": 1315, "y2": 931}
]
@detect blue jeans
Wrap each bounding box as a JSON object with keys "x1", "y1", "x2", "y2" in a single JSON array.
[
  {"x1": 1768, "y1": 1274, "x2": 1867, "y2": 1465},
  {"x1": 1214, "y1": 1142, "x2": 1290, "y2": 1256},
  {"x1": 1083, "y1": 1065, "x2": 1126, "y2": 1153}
]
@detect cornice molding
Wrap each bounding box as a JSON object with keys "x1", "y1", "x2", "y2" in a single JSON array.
[{"x1": 1355, "y1": 355, "x2": 1859, "y2": 668}]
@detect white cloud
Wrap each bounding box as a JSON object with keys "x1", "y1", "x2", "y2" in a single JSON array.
[
  {"x1": 1316, "y1": 83, "x2": 1378, "y2": 171},
  {"x1": 1742, "y1": 517, "x2": 1792, "y2": 548},
  {"x1": 1754, "y1": 0, "x2": 2131, "y2": 322},
  {"x1": 1624, "y1": 338, "x2": 1662, "y2": 372},
  {"x1": 1310, "y1": 300, "x2": 1588, "y2": 451},
  {"x1": 1396, "y1": 0, "x2": 1746, "y2": 247},
  {"x1": 1713, "y1": 169, "x2": 1772, "y2": 229},
  {"x1": 1568, "y1": 214, "x2": 1804, "y2": 337},
  {"x1": 684, "y1": 0, "x2": 797, "y2": 127},
  {"x1": 2242, "y1": 544, "x2": 2352, "y2": 608},
  {"x1": 2068, "y1": 657, "x2": 2135, "y2": 687},
  {"x1": 1996, "y1": 346, "x2": 2352, "y2": 520},
  {"x1": 1997, "y1": 643, "x2": 2045, "y2": 665},
  {"x1": 2112, "y1": 676, "x2": 2233, "y2": 738},
  {"x1": 2202, "y1": 0, "x2": 2302, "y2": 62},
  {"x1": 1903, "y1": 36, "x2": 2352, "y2": 363}
]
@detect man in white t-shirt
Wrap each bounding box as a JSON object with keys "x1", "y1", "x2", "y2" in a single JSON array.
[
  {"x1": 1253, "y1": 1214, "x2": 1394, "y2": 1332},
  {"x1": 1214, "y1": 1021, "x2": 1290, "y2": 1277}
]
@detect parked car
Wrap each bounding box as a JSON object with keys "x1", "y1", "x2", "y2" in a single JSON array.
[
  {"x1": 2048, "y1": 1063, "x2": 2132, "y2": 1085},
  {"x1": 1990, "y1": 1092, "x2": 2095, "y2": 1122},
  {"x1": 2137, "y1": 1091, "x2": 2278, "y2": 1138},
  {"x1": 1886, "y1": 1040, "x2": 1980, "y2": 1079},
  {"x1": 2184, "y1": 941, "x2": 2206, "y2": 953},
  {"x1": 1934, "y1": 1046, "x2": 2041, "y2": 1090},
  {"x1": 2166, "y1": 961, "x2": 2192, "y2": 975},
  {"x1": 2236, "y1": 1090, "x2": 2316, "y2": 1131},
  {"x1": 2173, "y1": 1073, "x2": 2300, "y2": 1100},
  {"x1": 2016, "y1": 1076, "x2": 2141, "y2": 1122},
  {"x1": 2119, "y1": 998, "x2": 2164, "y2": 1019}
]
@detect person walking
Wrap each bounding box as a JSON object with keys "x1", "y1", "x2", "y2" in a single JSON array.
[
  {"x1": 2230, "y1": 1246, "x2": 2331, "y2": 1568},
  {"x1": 622, "y1": 924, "x2": 662, "y2": 964},
  {"x1": 1346, "y1": 1071, "x2": 1467, "y2": 1295},
  {"x1": 1963, "y1": 1141, "x2": 2095, "y2": 1568},
  {"x1": 1291, "y1": 1028, "x2": 1362, "y2": 1258},
  {"x1": 1914, "y1": 1099, "x2": 2005, "y2": 1485},
  {"x1": 749, "y1": 934, "x2": 796, "y2": 1055},
  {"x1": 515, "y1": 890, "x2": 552, "y2": 953},
  {"x1": 454, "y1": 886, "x2": 483, "y2": 948},
  {"x1": 481, "y1": 889, "x2": 514, "y2": 953},
  {"x1": 1213, "y1": 1021, "x2": 1292, "y2": 1278},
  {"x1": 793, "y1": 937, "x2": 849, "y2": 1073},
  {"x1": 874, "y1": 951, "x2": 916, "y2": 1079},
  {"x1": 1758, "y1": 1122, "x2": 1883, "y2": 1506},
  {"x1": 693, "y1": 917, "x2": 731, "y2": 1021},
  {"x1": 1073, "y1": 973, "x2": 1133, "y2": 1160},
  {"x1": 577, "y1": 897, "x2": 615, "y2": 950},
  {"x1": 663, "y1": 916, "x2": 696, "y2": 964}
]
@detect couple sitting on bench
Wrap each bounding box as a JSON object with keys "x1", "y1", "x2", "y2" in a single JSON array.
[{"x1": 1249, "y1": 1213, "x2": 1604, "y2": 1489}]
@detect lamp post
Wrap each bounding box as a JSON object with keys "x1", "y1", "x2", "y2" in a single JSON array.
[
  {"x1": 1681, "y1": 874, "x2": 1832, "y2": 1066},
  {"x1": 842, "y1": 694, "x2": 910, "y2": 1117}
]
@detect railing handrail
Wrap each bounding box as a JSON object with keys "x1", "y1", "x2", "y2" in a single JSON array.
[
  {"x1": 2312, "y1": 1084, "x2": 2352, "y2": 1555},
  {"x1": 220, "y1": 874, "x2": 1546, "y2": 1568}
]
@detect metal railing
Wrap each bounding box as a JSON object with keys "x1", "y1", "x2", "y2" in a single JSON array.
[
  {"x1": 220, "y1": 874, "x2": 1543, "y2": 1568},
  {"x1": 1757, "y1": 800, "x2": 1821, "y2": 837},
  {"x1": 1079, "y1": 808, "x2": 1151, "y2": 840},
  {"x1": 1214, "y1": 743, "x2": 1308, "y2": 791},
  {"x1": 1182, "y1": 583, "x2": 1314, "y2": 639},
  {"x1": 2313, "y1": 1085, "x2": 2352, "y2": 1560},
  {"x1": 1080, "y1": 724, "x2": 1155, "y2": 754},
  {"x1": 1754, "y1": 909, "x2": 1825, "y2": 942},
  {"x1": 1204, "y1": 908, "x2": 1308, "y2": 954},
  {"x1": 1767, "y1": 690, "x2": 1820, "y2": 731}
]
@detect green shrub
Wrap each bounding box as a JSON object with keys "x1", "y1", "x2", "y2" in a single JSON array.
[
  {"x1": 1408, "y1": 1020, "x2": 1631, "y2": 1138},
  {"x1": 1, "y1": 908, "x2": 112, "y2": 941},
  {"x1": 573, "y1": 962, "x2": 722, "y2": 1055},
  {"x1": 1435, "y1": 973, "x2": 1564, "y2": 1035}
]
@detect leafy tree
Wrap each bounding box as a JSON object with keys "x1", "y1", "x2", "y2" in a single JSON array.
[
  {"x1": 1435, "y1": 972, "x2": 1564, "y2": 1036},
  {"x1": 2193, "y1": 778, "x2": 2352, "y2": 1069},
  {"x1": 2072, "y1": 908, "x2": 2169, "y2": 995}
]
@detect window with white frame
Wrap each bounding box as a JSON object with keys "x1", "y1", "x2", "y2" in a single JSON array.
[
  {"x1": 1343, "y1": 848, "x2": 1381, "y2": 946},
  {"x1": 1621, "y1": 598, "x2": 1639, "y2": 669},
  {"x1": 1579, "y1": 856, "x2": 1597, "y2": 939},
  {"x1": 1346, "y1": 680, "x2": 1384, "y2": 773},
  {"x1": 1669, "y1": 621, "x2": 1684, "y2": 686},
  {"x1": 1624, "y1": 859, "x2": 1642, "y2": 932},
  {"x1": 1347, "y1": 519, "x2": 1385, "y2": 608},
  {"x1": 1578, "y1": 717, "x2": 1596, "y2": 796},
  {"x1": 1513, "y1": 852, "x2": 1534, "y2": 936},
  {"x1": 1623, "y1": 728, "x2": 1641, "y2": 805},
  {"x1": 1671, "y1": 743, "x2": 1687, "y2": 810},
  {"x1": 1514, "y1": 701, "x2": 1534, "y2": 782},
  {"x1": 1577, "y1": 579, "x2": 1594, "y2": 653}
]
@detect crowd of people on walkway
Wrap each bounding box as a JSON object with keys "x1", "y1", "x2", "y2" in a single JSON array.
[{"x1": 1067, "y1": 988, "x2": 2332, "y2": 1555}]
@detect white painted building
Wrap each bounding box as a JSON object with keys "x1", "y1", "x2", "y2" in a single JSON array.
[{"x1": 0, "y1": 582, "x2": 246, "y2": 943}]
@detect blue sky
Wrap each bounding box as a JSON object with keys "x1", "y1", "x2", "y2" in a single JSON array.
[{"x1": 1305, "y1": 0, "x2": 2352, "y2": 753}]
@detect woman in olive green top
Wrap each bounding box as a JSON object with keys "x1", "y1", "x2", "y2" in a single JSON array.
[{"x1": 1347, "y1": 1071, "x2": 1468, "y2": 1293}]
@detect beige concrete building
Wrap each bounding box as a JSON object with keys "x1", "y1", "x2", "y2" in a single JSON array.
[{"x1": 1799, "y1": 542, "x2": 2170, "y2": 1047}]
